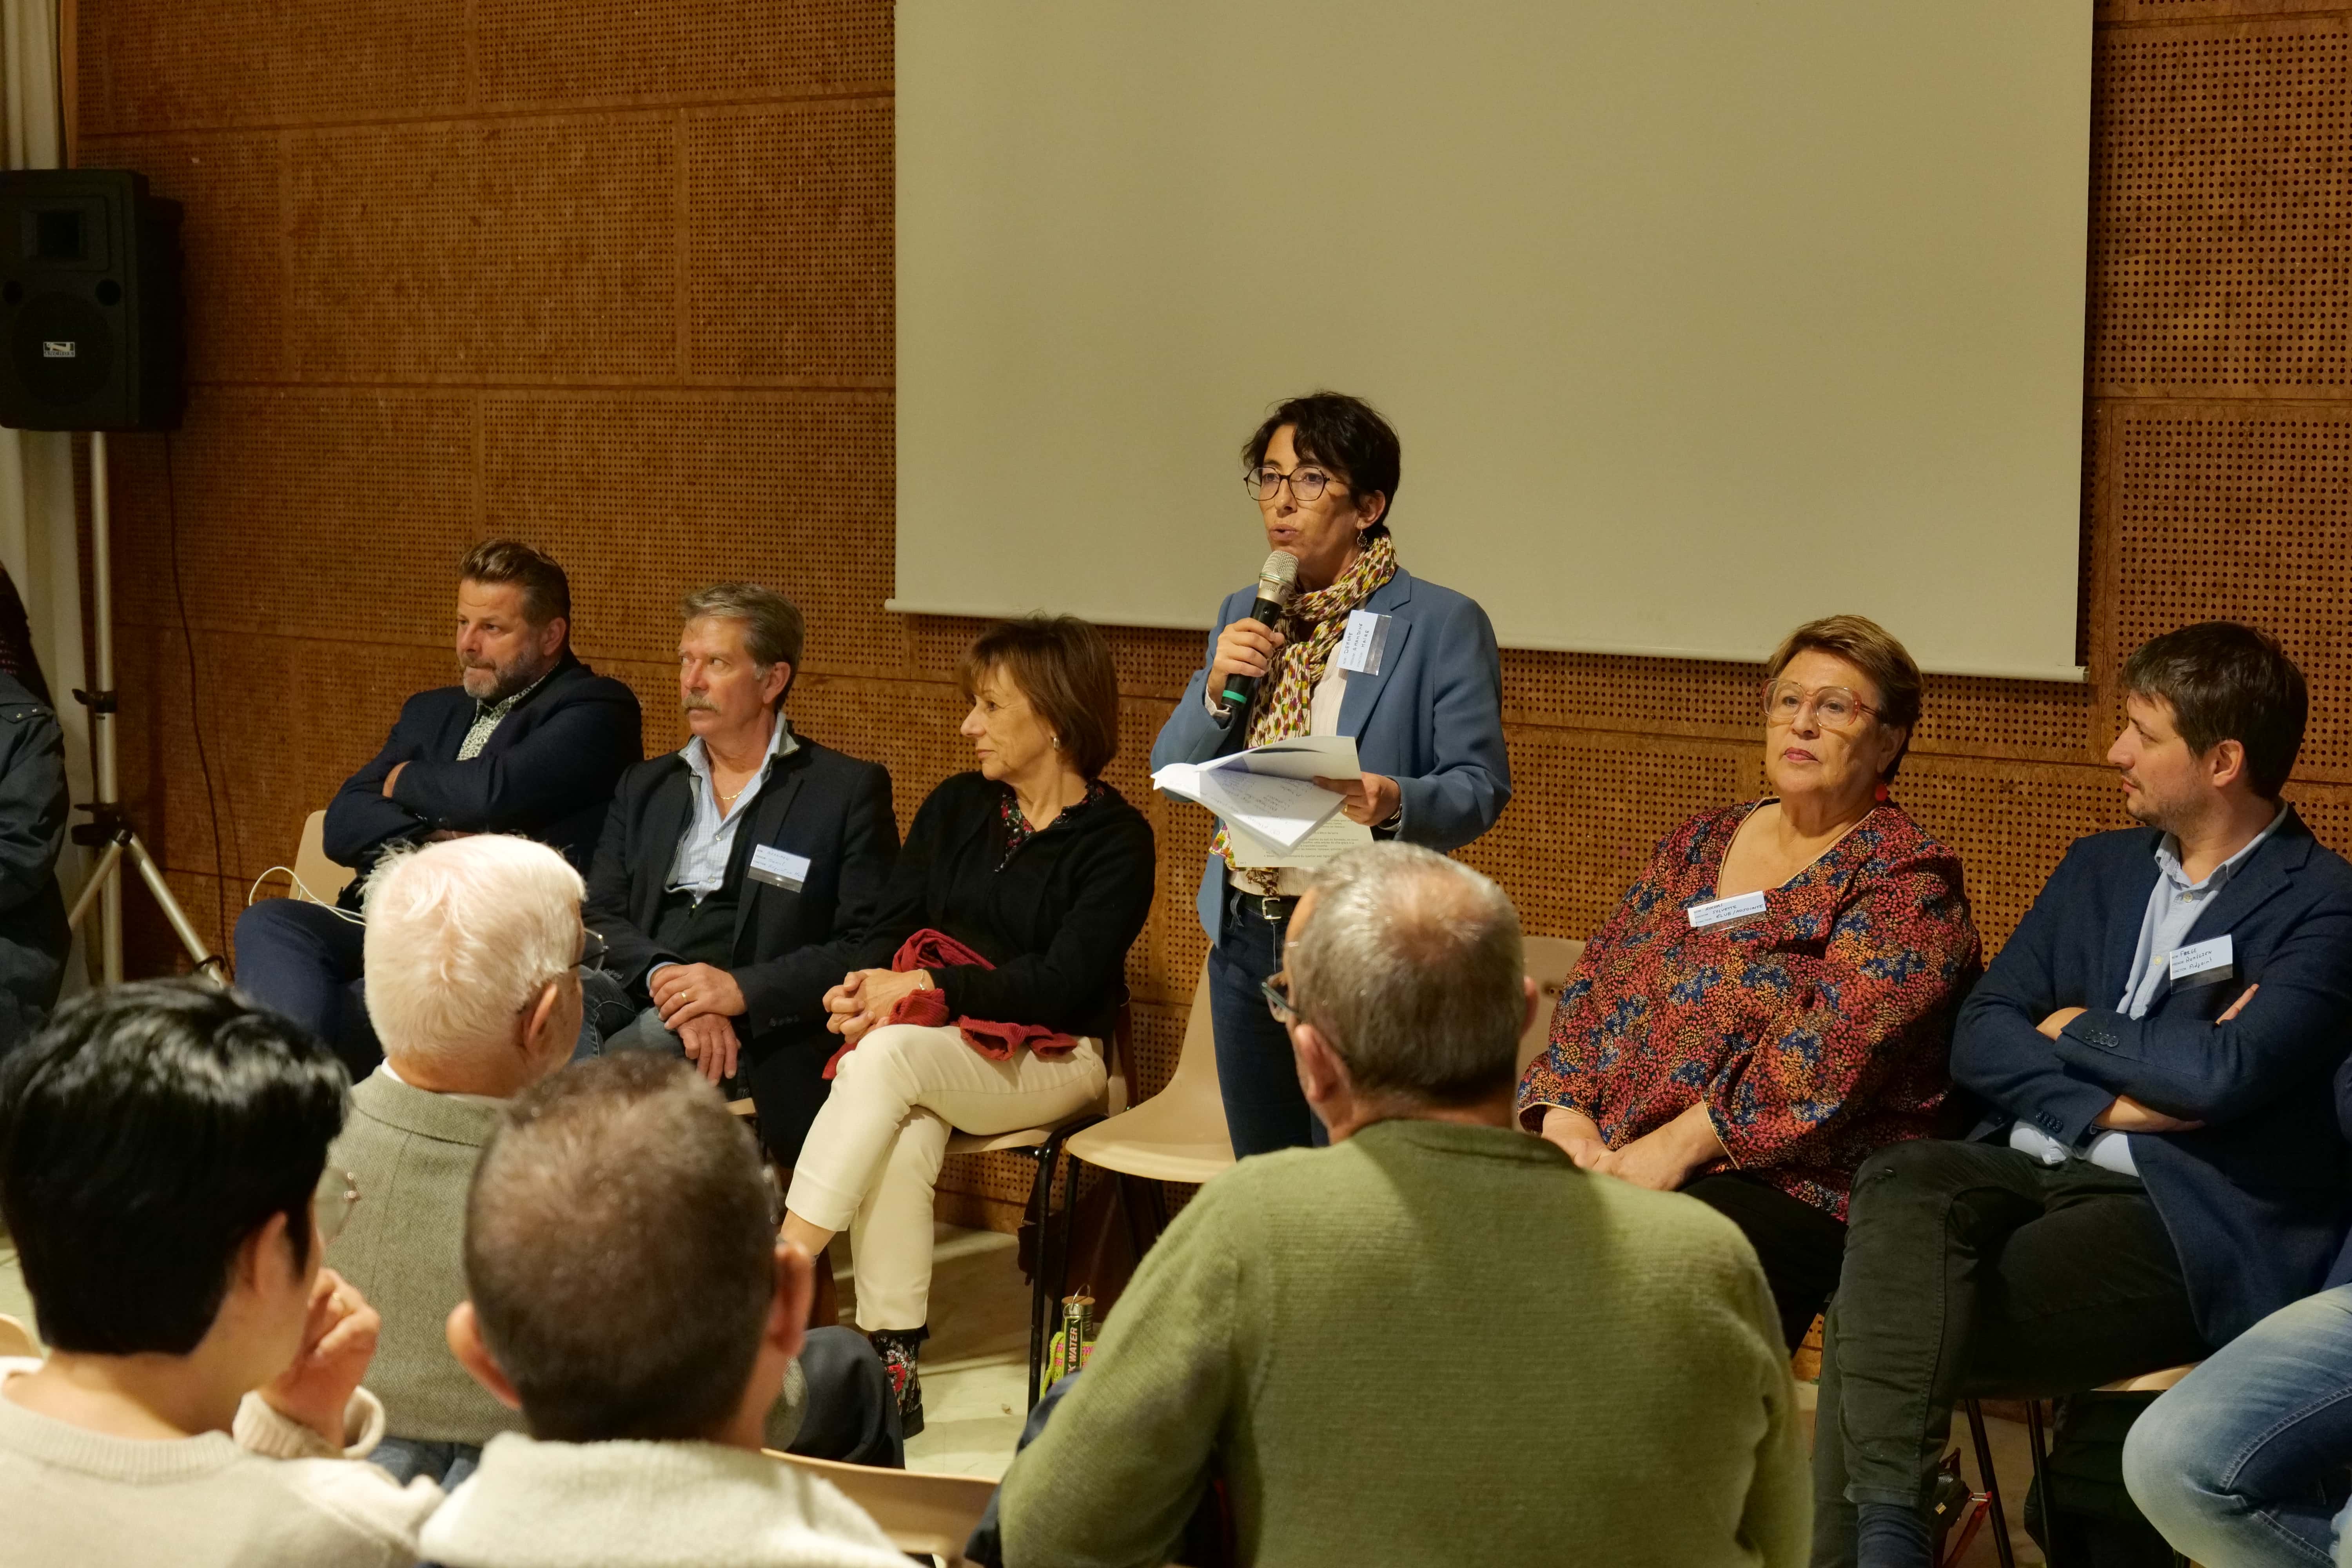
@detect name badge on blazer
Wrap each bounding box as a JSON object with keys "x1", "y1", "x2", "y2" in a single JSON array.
[
  {"x1": 1688, "y1": 889, "x2": 1768, "y2": 930},
  {"x1": 748, "y1": 845, "x2": 811, "y2": 893},
  {"x1": 2168, "y1": 934, "x2": 2234, "y2": 989},
  {"x1": 1336, "y1": 610, "x2": 1391, "y2": 675}
]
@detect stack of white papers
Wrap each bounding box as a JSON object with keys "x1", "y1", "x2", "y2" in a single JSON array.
[{"x1": 1152, "y1": 735, "x2": 1376, "y2": 868}]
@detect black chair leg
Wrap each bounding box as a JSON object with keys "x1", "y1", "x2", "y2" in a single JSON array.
[
  {"x1": 2024, "y1": 1398, "x2": 2057, "y2": 1568},
  {"x1": 1022, "y1": 1143, "x2": 1057, "y2": 1413},
  {"x1": 1964, "y1": 1399, "x2": 2015, "y2": 1568}
]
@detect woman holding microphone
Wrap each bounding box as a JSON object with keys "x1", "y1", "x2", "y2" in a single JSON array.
[{"x1": 1151, "y1": 391, "x2": 1511, "y2": 1156}]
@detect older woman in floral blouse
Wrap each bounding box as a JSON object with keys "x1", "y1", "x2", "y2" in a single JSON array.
[{"x1": 1520, "y1": 615, "x2": 1980, "y2": 1351}]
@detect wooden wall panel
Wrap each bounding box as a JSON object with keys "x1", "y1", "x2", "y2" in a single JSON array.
[{"x1": 75, "y1": 0, "x2": 2352, "y2": 1227}]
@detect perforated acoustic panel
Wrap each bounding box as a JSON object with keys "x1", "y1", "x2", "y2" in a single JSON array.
[{"x1": 75, "y1": 0, "x2": 2352, "y2": 1226}]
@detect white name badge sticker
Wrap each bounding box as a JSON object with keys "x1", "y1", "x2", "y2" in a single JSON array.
[
  {"x1": 1688, "y1": 889, "x2": 1768, "y2": 930},
  {"x1": 748, "y1": 845, "x2": 812, "y2": 893},
  {"x1": 1336, "y1": 610, "x2": 1391, "y2": 675},
  {"x1": 2168, "y1": 933, "x2": 2234, "y2": 989}
]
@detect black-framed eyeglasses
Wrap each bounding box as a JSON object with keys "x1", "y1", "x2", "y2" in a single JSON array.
[
  {"x1": 1245, "y1": 465, "x2": 1342, "y2": 504},
  {"x1": 580, "y1": 928, "x2": 611, "y2": 973},
  {"x1": 1260, "y1": 974, "x2": 1298, "y2": 1024},
  {"x1": 316, "y1": 1166, "x2": 361, "y2": 1244}
]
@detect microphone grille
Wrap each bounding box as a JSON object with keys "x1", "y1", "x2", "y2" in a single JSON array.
[{"x1": 1258, "y1": 551, "x2": 1300, "y2": 599}]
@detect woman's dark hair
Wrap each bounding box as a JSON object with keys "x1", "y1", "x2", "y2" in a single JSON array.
[
  {"x1": 1242, "y1": 391, "x2": 1402, "y2": 535},
  {"x1": 0, "y1": 980, "x2": 348, "y2": 1355},
  {"x1": 2121, "y1": 622, "x2": 2308, "y2": 800},
  {"x1": 958, "y1": 615, "x2": 1122, "y2": 780}
]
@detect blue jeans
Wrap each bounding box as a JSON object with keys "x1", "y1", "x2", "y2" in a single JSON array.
[
  {"x1": 1206, "y1": 888, "x2": 1327, "y2": 1158},
  {"x1": 367, "y1": 1436, "x2": 480, "y2": 1490},
  {"x1": 233, "y1": 899, "x2": 378, "y2": 1077},
  {"x1": 2123, "y1": 1283, "x2": 2352, "y2": 1568}
]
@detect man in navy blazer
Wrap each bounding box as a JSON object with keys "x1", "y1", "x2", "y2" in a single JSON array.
[
  {"x1": 582, "y1": 583, "x2": 897, "y2": 1170},
  {"x1": 1811, "y1": 622, "x2": 2352, "y2": 1568},
  {"x1": 1150, "y1": 393, "x2": 1510, "y2": 1155},
  {"x1": 234, "y1": 541, "x2": 643, "y2": 1074}
]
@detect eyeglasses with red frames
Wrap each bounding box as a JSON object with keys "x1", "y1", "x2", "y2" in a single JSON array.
[{"x1": 1761, "y1": 679, "x2": 1882, "y2": 733}]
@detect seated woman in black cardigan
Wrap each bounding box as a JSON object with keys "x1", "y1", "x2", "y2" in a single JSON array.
[{"x1": 781, "y1": 615, "x2": 1155, "y2": 1432}]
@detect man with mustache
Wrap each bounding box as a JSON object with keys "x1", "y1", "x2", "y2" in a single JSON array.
[
  {"x1": 580, "y1": 585, "x2": 897, "y2": 1249},
  {"x1": 234, "y1": 540, "x2": 642, "y2": 1078}
]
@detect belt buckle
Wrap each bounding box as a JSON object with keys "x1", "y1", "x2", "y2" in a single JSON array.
[{"x1": 1258, "y1": 894, "x2": 1285, "y2": 923}]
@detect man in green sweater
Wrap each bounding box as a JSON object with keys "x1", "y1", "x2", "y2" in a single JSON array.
[{"x1": 995, "y1": 842, "x2": 1810, "y2": 1568}]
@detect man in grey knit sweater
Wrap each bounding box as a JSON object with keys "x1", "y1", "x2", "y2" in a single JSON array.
[
  {"x1": 325, "y1": 835, "x2": 897, "y2": 1490},
  {"x1": 994, "y1": 843, "x2": 1810, "y2": 1568}
]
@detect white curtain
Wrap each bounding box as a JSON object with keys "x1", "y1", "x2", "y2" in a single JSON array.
[{"x1": 0, "y1": 0, "x2": 90, "y2": 991}]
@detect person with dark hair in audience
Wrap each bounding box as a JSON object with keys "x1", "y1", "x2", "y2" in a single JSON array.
[
  {"x1": 0, "y1": 979, "x2": 440, "y2": 1566},
  {"x1": 779, "y1": 615, "x2": 1155, "y2": 1434},
  {"x1": 327, "y1": 835, "x2": 898, "y2": 1496},
  {"x1": 1150, "y1": 390, "x2": 1511, "y2": 1158},
  {"x1": 233, "y1": 538, "x2": 643, "y2": 1077},
  {"x1": 582, "y1": 583, "x2": 898, "y2": 1178},
  {"x1": 420, "y1": 1053, "x2": 908, "y2": 1568},
  {"x1": 1520, "y1": 614, "x2": 1980, "y2": 1352},
  {"x1": 2120, "y1": 1049, "x2": 2352, "y2": 1568},
  {"x1": 987, "y1": 842, "x2": 1807, "y2": 1568},
  {"x1": 0, "y1": 628, "x2": 68, "y2": 1053},
  {"x1": 1812, "y1": 621, "x2": 2352, "y2": 1568}
]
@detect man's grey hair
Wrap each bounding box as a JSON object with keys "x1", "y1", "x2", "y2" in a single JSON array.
[
  {"x1": 1288, "y1": 842, "x2": 1525, "y2": 1107},
  {"x1": 681, "y1": 583, "x2": 804, "y2": 702},
  {"x1": 361, "y1": 835, "x2": 583, "y2": 1069}
]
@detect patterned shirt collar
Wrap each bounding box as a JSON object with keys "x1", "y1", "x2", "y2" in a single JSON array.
[
  {"x1": 457, "y1": 664, "x2": 560, "y2": 762},
  {"x1": 997, "y1": 779, "x2": 1107, "y2": 871}
]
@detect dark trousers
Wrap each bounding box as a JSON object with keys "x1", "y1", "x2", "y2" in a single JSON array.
[
  {"x1": 1811, "y1": 1137, "x2": 2210, "y2": 1568},
  {"x1": 1207, "y1": 887, "x2": 1327, "y2": 1158},
  {"x1": 233, "y1": 898, "x2": 381, "y2": 1078},
  {"x1": 582, "y1": 965, "x2": 833, "y2": 1167},
  {"x1": 1684, "y1": 1172, "x2": 1848, "y2": 1354}
]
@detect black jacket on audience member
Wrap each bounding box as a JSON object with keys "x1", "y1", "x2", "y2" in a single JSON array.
[
  {"x1": 0, "y1": 671, "x2": 67, "y2": 1052},
  {"x1": 1954, "y1": 809, "x2": 2352, "y2": 1345},
  {"x1": 854, "y1": 770, "x2": 1156, "y2": 1045},
  {"x1": 322, "y1": 650, "x2": 643, "y2": 906}
]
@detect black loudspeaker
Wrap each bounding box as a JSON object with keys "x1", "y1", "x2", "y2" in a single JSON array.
[{"x1": 0, "y1": 170, "x2": 182, "y2": 432}]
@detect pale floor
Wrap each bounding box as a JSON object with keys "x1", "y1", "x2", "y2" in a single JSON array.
[{"x1": 0, "y1": 1224, "x2": 2060, "y2": 1562}]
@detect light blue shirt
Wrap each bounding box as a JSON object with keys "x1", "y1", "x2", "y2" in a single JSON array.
[
  {"x1": 664, "y1": 714, "x2": 796, "y2": 898},
  {"x1": 2010, "y1": 804, "x2": 2285, "y2": 1175}
]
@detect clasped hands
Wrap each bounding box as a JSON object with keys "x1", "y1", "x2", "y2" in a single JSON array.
[
  {"x1": 650, "y1": 963, "x2": 746, "y2": 1084},
  {"x1": 822, "y1": 968, "x2": 938, "y2": 1046},
  {"x1": 1539, "y1": 1103, "x2": 1726, "y2": 1192},
  {"x1": 2037, "y1": 984, "x2": 2260, "y2": 1135},
  {"x1": 1210, "y1": 614, "x2": 1399, "y2": 826}
]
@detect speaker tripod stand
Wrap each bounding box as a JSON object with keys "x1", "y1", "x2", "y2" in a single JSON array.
[{"x1": 60, "y1": 429, "x2": 223, "y2": 985}]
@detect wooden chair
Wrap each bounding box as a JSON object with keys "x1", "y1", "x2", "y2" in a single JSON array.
[
  {"x1": 0, "y1": 1313, "x2": 38, "y2": 1358},
  {"x1": 765, "y1": 1450, "x2": 997, "y2": 1566}
]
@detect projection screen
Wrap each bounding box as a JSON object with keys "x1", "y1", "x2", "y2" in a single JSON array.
[{"x1": 895, "y1": 2, "x2": 2091, "y2": 680}]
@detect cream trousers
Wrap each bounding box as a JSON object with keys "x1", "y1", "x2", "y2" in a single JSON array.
[{"x1": 786, "y1": 1024, "x2": 1106, "y2": 1333}]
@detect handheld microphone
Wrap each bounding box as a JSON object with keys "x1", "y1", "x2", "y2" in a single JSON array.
[{"x1": 1216, "y1": 551, "x2": 1300, "y2": 720}]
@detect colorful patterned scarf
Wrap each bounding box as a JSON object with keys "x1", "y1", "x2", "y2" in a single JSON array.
[{"x1": 1213, "y1": 530, "x2": 1399, "y2": 890}]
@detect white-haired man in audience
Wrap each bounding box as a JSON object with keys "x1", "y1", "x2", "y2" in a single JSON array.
[
  {"x1": 421, "y1": 1053, "x2": 911, "y2": 1568},
  {"x1": 327, "y1": 835, "x2": 898, "y2": 1494},
  {"x1": 986, "y1": 841, "x2": 1809, "y2": 1568}
]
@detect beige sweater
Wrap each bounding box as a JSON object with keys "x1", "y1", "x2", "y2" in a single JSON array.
[
  {"x1": 0, "y1": 1359, "x2": 439, "y2": 1568},
  {"x1": 419, "y1": 1431, "x2": 910, "y2": 1568}
]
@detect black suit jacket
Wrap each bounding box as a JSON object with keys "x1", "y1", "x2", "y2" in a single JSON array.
[
  {"x1": 582, "y1": 732, "x2": 898, "y2": 1044},
  {"x1": 1953, "y1": 810, "x2": 2352, "y2": 1344},
  {"x1": 323, "y1": 652, "x2": 644, "y2": 906},
  {"x1": 0, "y1": 671, "x2": 66, "y2": 1049}
]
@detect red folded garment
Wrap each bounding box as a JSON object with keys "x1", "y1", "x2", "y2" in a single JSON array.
[{"x1": 822, "y1": 928, "x2": 1080, "y2": 1078}]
